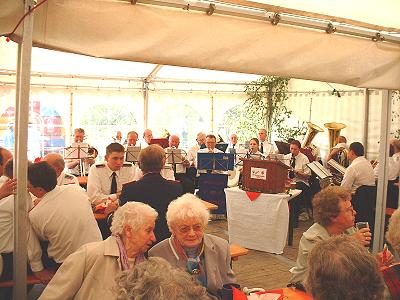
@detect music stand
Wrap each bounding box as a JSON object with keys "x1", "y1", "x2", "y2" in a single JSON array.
[
  {"x1": 215, "y1": 143, "x2": 229, "y2": 152},
  {"x1": 268, "y1": 153, "x2": 285, "y2": 162},
  {"x1": 234, "y1": 149, "x2": 248, "y2": 166},
  {"x1": 165, "y1": 148, "x2": 186, "y2": 173},
  {"x1": 307, "y1": 161, "x2": 333, "y2": 188},
  {"x1": 64, "y1": 142, "x2": 89, "y2": 175},
  {"x1": 197, "y1": 153, "x2": 234, "y2": 172},
  {"x1": 125, "y1": 146, "x2": 141, "y2": 163},
  {"x1": 150, "y1": 138, "x2": 169, "y2": 149}
]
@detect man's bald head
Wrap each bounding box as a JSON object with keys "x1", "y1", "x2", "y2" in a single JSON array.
[
  {"x1": 196, "y1": 132, "x2": 206, "y2": 146},
  {"x1": 143, "y1": 129, "x2": 153, "y2": 144},
  {"x1": 43, "y1": 153, "x2": 65, "y2": 177},
  {"x1": 169, "y1": 135, "x2": 180, "y2": 148},
  {"x1": 0, "y1": 147, "x2": 12, "y2": 177}
]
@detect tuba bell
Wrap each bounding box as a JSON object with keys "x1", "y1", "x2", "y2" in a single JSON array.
[
  {"x1": 302, "y1": 122, "x2": 324, "y2": 149},
  {"x1": 325, "y1": 122, "x2": 348, "y2": 182},
  {"x1": 324, "y1": 122, "x2": 346, "y2": 150}
]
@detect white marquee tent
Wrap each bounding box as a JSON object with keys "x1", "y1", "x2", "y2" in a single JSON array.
[{"x1": 1, "y1": 0, "x2": 399, "y2": 297}]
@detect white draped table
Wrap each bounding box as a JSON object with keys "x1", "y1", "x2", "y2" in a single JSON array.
[{"x1": 225, "y1": 187, "x2": 301, "y2": 254}]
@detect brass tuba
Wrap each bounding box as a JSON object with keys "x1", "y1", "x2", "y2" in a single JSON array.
[
  {"x1": 302, "y1": 122, "x2": 324, "y2": 148},
  {"x1": 324, "y1": 122, "x2": 346, "y2": 149}
]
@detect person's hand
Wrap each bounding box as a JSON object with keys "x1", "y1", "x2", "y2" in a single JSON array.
[
  {"x1": 33, "y1": 198, "x2": 42, "y2": 207},
  {"x1": 104, "y1": 202, "x2": 118, "y2": 216},
  {"x1": 353, "y1": 227, "x2": 372, "y2": 246},
  {"x1": 377, "y1": 244, "x2": 394, "y2": 267},
  {"x1": 0, "y1": 178, "x2": 17, "y2": 199},
  {"x1": 84, "y1": 157, "x2": 95, "y2": 165},
  {"x1": 34, "y1": 269, "x2": 54, "y2": 283},
  {"x1": 330, "y1": 148, "x2": 341, "y2": 156},
  {"x1": 183, "y1": 159, "x2": 190, "y2": 168}
]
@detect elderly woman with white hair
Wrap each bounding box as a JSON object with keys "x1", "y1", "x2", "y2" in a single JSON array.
[
  {"x1": 148, "y1": 193, "x2": 236, "y2": 297},
  {"x1": 39, "y1": 202, "x2": 158, "y2": 300}
]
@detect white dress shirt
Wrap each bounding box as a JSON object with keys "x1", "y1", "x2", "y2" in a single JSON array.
[
  {"x1": 0, "y1": 193, "x2": 44, "y2": 272},
  {"x1": 87, "y1": 162, "x2": 136, "y2": 205},
  {"x1": 260, "y1": 140, "x2": 276, "y2": 156},
  {"x1": 226, "y1": 142, "x2": 242, "y2": 152},
  {"x1": 29, "y1": 185, "x2": 102, "y2": 263},
  {"x1": 341, "y1": 156, "x2": 375, "y2": 193},
  {"x1": 373, "y1": 153, "x2": 400, "y2": 181},
  {"x1": 57, "y1": 171, "x2": 79, "y2": 186},
  {"x1": 187, "y1": 144, "x2": 201, "y2": 165},
  {"x1": 284, "y1": 152, "x2": 311, "y2": 186}
]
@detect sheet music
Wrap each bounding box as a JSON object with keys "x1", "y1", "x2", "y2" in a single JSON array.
[
  {"x1": 165, "y1": 148, "x2": 185, "y2": 164},
  {"x1": 307, "y1": 161, "x2": 332, "y2": 179},
  {"x1": 327, "y1": 159, "x2": 346, "y2": 175}
]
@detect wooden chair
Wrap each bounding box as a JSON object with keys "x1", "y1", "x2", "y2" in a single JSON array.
[
  {"x1": 230, "y1": 244, "x2": 248, "y2": 261},
  {"x1": 0, "y1": 274, "x2": 43, "y2": 288}
]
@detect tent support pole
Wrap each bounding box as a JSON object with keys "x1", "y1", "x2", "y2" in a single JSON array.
[
  {"x1": 210, "y1": 95, "x2": 214, "y2": 132},
  {"x1": 13, "y1": 0, "x2": 34, "y2": 299},
  {"x1": 373, "y1": 90, "x2": 391, "y2": 253},
  {"x1": 363, "y1": 88, "x2": 369, "y2": 156},
  {"x1": 143, "y1": 81, "x2": 149, "y2": 129}
]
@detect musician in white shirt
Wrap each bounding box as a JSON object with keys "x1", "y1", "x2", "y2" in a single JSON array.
[
  {"x1": 196, "y1": 134, "x2": 224, "y2": 176},
  {"x1": 284, "y1": 140, "x2": 311, "y2": 224},
  {"x1": 247, "y1": 138, "x2": 262, "y2": 157},
  {"x1": 373, "y1": 141, "x2": 400, "y2": 181},
  {"x1": 125, "y1": 130, "x2": 139, "y2": 146},
  {"x1": 227, "y1": 133, "x2": 238, "y2": 151},
  {"x1": 197, "y1": 134, "x2": 223, "y2": 155},
  {"x1": 187, "y1": 132, "x2": 206, "y2": 166},
  {"x1": 284, "y1": 140, "x2": 311, "y2": 186},
  {"x1": 166, "y1": 135, "x2": 194, "y2": 193},
  {"x1": 258, "y1": 128, "x2": 276, "y2": 156},
  {"x1": 65, "y1": 128, "x2": 95, "y2": 176},
  {"x1": 341, "y1": 142, "x2": 375, "y2": 194},
  {"x1": 142, "y1": 129, "x2": 153, "y2": 147}
]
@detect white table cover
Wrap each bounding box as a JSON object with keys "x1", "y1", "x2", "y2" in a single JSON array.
[{"x1": 225, "y1": 187, "x2": 301, "y2": 254}]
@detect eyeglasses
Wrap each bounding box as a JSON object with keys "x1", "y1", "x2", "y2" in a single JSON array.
[{"x1": 177, "y1": 224, "x2": 203, "y2": 234}]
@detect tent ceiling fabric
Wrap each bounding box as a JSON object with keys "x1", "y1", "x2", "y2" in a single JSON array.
[{"x1": 1, "y1": 0, "x2": 400, "y2": 89}]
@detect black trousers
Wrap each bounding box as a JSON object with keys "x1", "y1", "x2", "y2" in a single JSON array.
[
  {"x1": 289, "y1": 182, "x2": 311, "y2": 226},
  {"x1": 40, "y1": 241, "x2": 62, "y2": 271}
]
